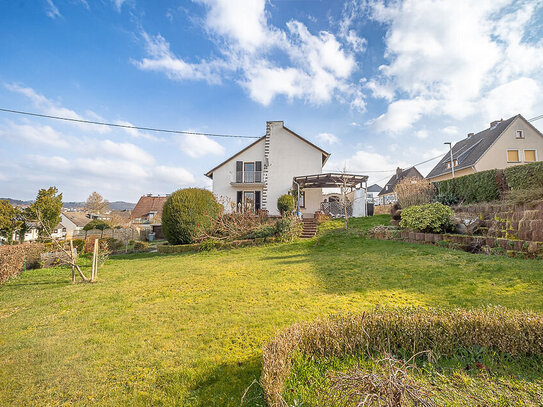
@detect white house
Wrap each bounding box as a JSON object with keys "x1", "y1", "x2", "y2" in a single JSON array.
[
  {"x1": 61, "y1": 212, "x2": 91, "y2": 238},
  {"x1": 205, "y1": 121, "x2": 331, "y2": 217}
]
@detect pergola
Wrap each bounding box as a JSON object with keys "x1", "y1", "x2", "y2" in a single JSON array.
[{"x1": 293, "y1": 173, "x2": 368, "y2": 189}]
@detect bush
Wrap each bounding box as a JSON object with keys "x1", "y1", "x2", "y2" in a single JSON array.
[
  {"x1": 104, "y1": 237, "x2": 123, "y2": 252},
  {"x1": 84, "y1": 236, "x2": 110, "y2": 254},
  {"x1": 504, "y1": 161, "x2": 543, "y2": 190},
  {"x1": 434, "y1": 169, "x2": 500, "y2": 204},
  {"x1": 199, "y1": 238, "x2": 223, "y2": 251},
  {"x1": 399, "y1": 202, "x2": 454, "y2": 233},
  {"x1": 134, "y1": 241, "x2": 149, "y2": 251},
  {"x1": 277, "y1": 194, "x2": 295, "y2": 215},
  {"x1": 261, "y1": 307, "x2": 543, "y2": 407},
  {"x1": 0, "y1": 243, "x2": 45, "y2": 284},
  {"x1": 83, "y1": 219, "x2": 110, "y2": 231},
  {"x1": 162, "y1": 188, "x2": 221, "y2": 245},
  {"x1": 242, "y1": 224, "x2": 275, "y2": 239},
  {"x1": 274, "y1": 215, "x2": 301, "y2": 242},
  {"x1": 71, "y1": 239, "x2": 85, "y2": 254},
  {"x1": 433, "y1": 191, "x2": 460, "y2": 206},
  {"x1": 395, "y1": 177, "x2": 435, "y2": 208},
  {"x1": 507, "y1": 186, "x2": 543, "y2": 204}
]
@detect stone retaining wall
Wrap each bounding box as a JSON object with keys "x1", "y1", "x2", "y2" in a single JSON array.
[
  {"x1": 371, "y1": 228, "x2": 543, "y2": 259},
  {"x1": 454, "y1": 201, "x2": 543, "y2": 242}
]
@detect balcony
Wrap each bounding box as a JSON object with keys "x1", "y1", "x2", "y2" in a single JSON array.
[{"x1": 231, "y1": 171, "x2": 263, "y2": 185}]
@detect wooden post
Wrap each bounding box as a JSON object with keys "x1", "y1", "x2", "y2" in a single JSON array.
[
  {"x1": 70, "y1": 239, "x2": 76, "y2": 284},
  {"x1": 91, "y1": 238, "x2": 98, "y2": 281}
]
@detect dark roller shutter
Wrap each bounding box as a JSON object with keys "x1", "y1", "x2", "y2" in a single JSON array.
[
  {"x1": 236, "y1": 191, "x2": 242, "y2": 211},
  {"x1": 255, "y1": 161, "x2": 262, "y2": 182},
  {"x1": 255, "y1": 191, "x2": 261, "y2": 211},
  {"x1": 236, "y1": 161, "x2": 243, "y2": 183}
]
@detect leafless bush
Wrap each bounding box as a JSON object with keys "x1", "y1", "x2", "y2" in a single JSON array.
[
  {"x1": 326, "y1": 353, "x2": 435, "y2": 407},
  {"x1": 261, "y1": 306, "x2": 543, "y2": 406},
  {"x1": 396, "y1": 178, "x2": 436, "y2": 208},
  {"x1": 0, "y1": 243, "x2": 45, "y2": 283}
]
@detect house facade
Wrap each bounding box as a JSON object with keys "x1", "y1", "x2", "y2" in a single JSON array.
[
  {"x1": 205, "y1": 121, "x2": 330, "y2": 217},
  {"x1": 378, "y1": 167, "x2": 423, "y2": 205},
  {"x1": 427, "y1": 114, "x2": 543, "y2": 181},
  {"x1": 61, "y1": 212, "x2": 91, "y2": 239},
  {"x1": 130, "y1": 195, "x2": 168, "y2": 225}
]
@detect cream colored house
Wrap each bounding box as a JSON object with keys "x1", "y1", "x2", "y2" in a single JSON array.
[
  {"x1": 205, "y1": 121, "x2": 331, "y2": 217},
  {"x1": 427, "y1": 114, "x2": 543, "y2": 181}
]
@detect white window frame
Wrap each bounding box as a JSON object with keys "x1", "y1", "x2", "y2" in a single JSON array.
[
  {"x1": 523, "y1": 149, "x2": 538, "y2": 162},
  {"x1": 506, "y1": 149, "x2": 521, "y2": 163},
  {"x1": 243, "y1": 161, "x2": 255, "y2": 183},
  {"x1": 516, "y1": 130, "x2": 524, "y2": 139}
]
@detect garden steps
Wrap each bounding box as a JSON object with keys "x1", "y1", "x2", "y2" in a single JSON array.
[{"x1": 301, "y1": 219, "x2": 317, "y2": 238}]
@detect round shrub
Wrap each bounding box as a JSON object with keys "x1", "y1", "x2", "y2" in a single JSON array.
[
  {"x1": 162, "y1": 188, "x2": 220, "y2": 245},
  {"x1": 277, "y1": 194, "x2": 295, "y2": 215},
  {"x1": 399, "y1": 202, "x2": 454, "y2": 233},
  {"x1": 83, "y1": 219, "x2": 110, "y2": 231}
]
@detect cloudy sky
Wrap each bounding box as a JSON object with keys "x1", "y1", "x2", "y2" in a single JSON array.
[{"x1": 1, "y1": 0, "x2": 542, "y2": 202}]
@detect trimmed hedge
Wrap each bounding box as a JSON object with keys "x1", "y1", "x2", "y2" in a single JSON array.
[
  {"x1": 0, "y1": 243, "x2": 45, "y2": 284},
  {"x1": 435, "y1": 169, "x2": 500, "y2": 204},
  {"x1": 261, "y1": 306, "x2": 543, "y2": 406},
  {"x1": 504, "y1": 161, "x2": 543, "y2": 190},
  {"x1": 157, "y1": 236, "x2": 278, "y2": 254}
]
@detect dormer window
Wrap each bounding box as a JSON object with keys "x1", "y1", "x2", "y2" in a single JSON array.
[
  {"x1": 516, "y1": 130, "x2": 524, "y2": 139},
  {"x1": 446, "y1": 159, "x2": 458, "y2": 169}
]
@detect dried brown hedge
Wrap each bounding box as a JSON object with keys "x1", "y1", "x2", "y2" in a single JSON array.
[
  {"x1": 0, "y1": 243, "x2": 45, "y2": 283},
  {"x1": 260, "y1": 306, "x2": 543, "y2": 407}
]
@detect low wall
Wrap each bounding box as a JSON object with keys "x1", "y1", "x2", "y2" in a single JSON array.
[
  {"x1": 373, "y1": 204, "x2": 393, "y2": 215},
  {"x1": 454, "y1": 201, "x2": 543, "y2": 242},
  {"x1": 371, "y1": 228, "x2": 543, "y2": 259}
]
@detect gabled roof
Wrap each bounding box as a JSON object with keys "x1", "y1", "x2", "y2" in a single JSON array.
[
  {"x1": 367, "y1": 184, "x2": 382, "y2": 193},
  {"x1": 204, "y1": 122, "x2": 330, "y2": 178},
  {"x1": 378, "y1": 167, "x2": 423, "y2": 196},
  {"x1": 62, "y1": 212, "x2": 91, "y2": 227},
  {"x1": 426, "y1": 114, "x2": 541, "y2": 179},
  {"x1": 130, "y1": 195, "x2": 168, "y2": 220}
]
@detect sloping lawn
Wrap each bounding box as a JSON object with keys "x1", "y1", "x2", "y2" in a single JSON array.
[{"x1": 1, "y1": 215, "x2": 543, "y2": 406}]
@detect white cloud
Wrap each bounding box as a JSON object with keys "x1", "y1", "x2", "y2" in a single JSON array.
[
  {"x1": 5, "y1": 83, "x2": 110, "y2": 134},
  {"x1": 442, "y1": 126, "x2": 459, "y2": 135},
  {"x1": 177, "y1": 133, "x2": 225, "y2": 158},
  {"x1": 95, "y1": 140, "x2": 155, "y2": 165},
  {"x1": 0, "y1": 122, "x2": 70, "y2": 148},
  {"x1": 317, "y1": 132, "x2": 339, "y2": 145},
  {"x1": 135, "y1": 33, "x2": 226, "y2": 84},
  {"x1": 114, "y1": 120, "x2": 163, "y2": 141},
  {"x1": 135, "y1": 1, "x2": 365, "y2": 107},
  {"x1": 367, "y1": 0, "x2": 543, "y2": 133},
  {"x1": 113, "y1": 0, "x2": 127, "y2": 11},
  {"x1": 414, "y1": 130, "x2": 428, "y2": 139},
  {"x1": 154, "y1": 165, "x2": 195, "y2": 185},
  {"x1": 483, "y1": 77, "x2": 540, "y2": 120},
  {"x1": 45, "y1": 0, "x2": 60, "y2": 18}
]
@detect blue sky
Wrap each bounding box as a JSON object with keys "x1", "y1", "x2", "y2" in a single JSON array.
[{"x1": 1, "y1": 0, "x2": 542, "y2": 201}]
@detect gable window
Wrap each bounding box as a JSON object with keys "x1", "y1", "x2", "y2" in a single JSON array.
[
  {"x1": 524, "y1": 149, "x2": 537, "y2": 162},
  {"x1": 243, "y1": 162, "x2": 255, "y2": 183},
  {"x1": 516, "y1": 130, "x2": 524, "y2": 139},
  {"x1": 507, "y1": 149, "x2": 520, "y2": 163}
]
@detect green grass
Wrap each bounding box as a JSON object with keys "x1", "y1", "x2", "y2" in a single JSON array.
[{"x1": 1, "y1": 215, "x2": 543, "y2": 406}]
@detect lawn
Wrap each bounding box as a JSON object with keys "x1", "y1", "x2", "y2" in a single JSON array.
[{"x1": 1, "y1": 215, "x2": 543, "y2": 406}]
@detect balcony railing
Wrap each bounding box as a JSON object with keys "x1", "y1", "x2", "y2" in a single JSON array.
[{"x1": 235, "y1": 171, "x2": 262, "y2": 183}]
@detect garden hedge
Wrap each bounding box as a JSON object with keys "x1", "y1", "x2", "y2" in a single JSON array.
[
  {"x1": 504, "y1": 161, "x2": 543, "y2": 190},
  {"x1": 435, "y1": 169, "x2": 500, "y2": 204},
  {"x1": 0, "y1": 244, "x2": 45, "y2": 284}
]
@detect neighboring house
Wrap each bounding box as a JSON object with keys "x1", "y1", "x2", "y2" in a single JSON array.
[
  {"x1": 51, "y1": 223, "x2": 67, "y2": 240},
  {"x1": 378, "y1": 167, "x2": 423, "y2": 205},
  {"x1": 61, "y1": 212, "x2": 91, "y2": 238},
  {"x1": 427, "y1": 114, "x2": 543, "y2": 181},
  {"x1": 130, "y1": 195, "x2": 168, "y2": 225},
  {"x1": 205, "y1": 121, "x2": 330, "y2": 217},
  {"x1": 367, "y1": 184, "x2": 382, "y2": 204},
  {"x1": 13, "y1": 222, "x2": 39, "y2": 242}
]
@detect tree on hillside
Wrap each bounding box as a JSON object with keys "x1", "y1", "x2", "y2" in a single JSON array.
[
  {"x1": 27, "y1": 187, "x2": 63, "y2": 239},
  {"x1": 85, "y1": 192, "x2": 109, "y2": 214},
  {"x1": 0, "y1": 200, "x2": 22, "y2": 243}
]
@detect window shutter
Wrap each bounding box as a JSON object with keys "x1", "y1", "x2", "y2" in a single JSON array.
[
  {"x1": 236, "y1": 161, "x2": 243, "y2": 182},
  {"x1": 255, "y1": 191, "x2": 261, "y2": 211},
  {"x1": 255, "y1": 161, "x2": 262, "y2": 182},
  {"x1": 236, "y1": 191, "x2": 242, "y2": 211}
]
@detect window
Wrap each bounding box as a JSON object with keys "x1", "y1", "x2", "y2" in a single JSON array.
[
  {"x1": 524, "y1": 149, "x2": 537, "y2": 162},
  {"x1": 299, "y1": 191, "x2": 305, "y2": 208},
  {"x1": 446, "y1": 159, "x2": 458, "y2": 169},
  {"x1": 235, "y1": 161, "x2": 262, "y2": 183},
  {"x1": 507, "y1": 149, "x2": 520, "y2": 162},
  {"x1": 243, "y1": 162, "x2": 255, "y2": 183},
  {"x1": 236, "y1": 191, "x2": 261, "y2": 212},
  {"x1": 516, "y1": 130, "x2": 524, "y2": 139}
]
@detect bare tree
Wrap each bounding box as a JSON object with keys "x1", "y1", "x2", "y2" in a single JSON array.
[{"x1": 85, "y1": 192, "x2": 109, "y2": 214}]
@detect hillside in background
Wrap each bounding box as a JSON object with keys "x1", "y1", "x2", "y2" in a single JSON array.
[{"x1": 1, "y1": 198, "x2": 136, "y2": 211}]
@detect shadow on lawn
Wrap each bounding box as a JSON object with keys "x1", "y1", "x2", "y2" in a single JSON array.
[{"x1": 183, "y1": 355, "x2": 267, "y2": 407}]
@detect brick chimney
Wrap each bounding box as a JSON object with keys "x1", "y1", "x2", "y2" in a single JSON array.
[
  {"x1": 490, "y1": 119, "x2": 503, "y2": 128},
  {"x1": 467, "y1": 132, "x2": 474, "y2": 138},
  {"x1": 396, "y1": 167, "x2": 403, "y2": 177}
]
